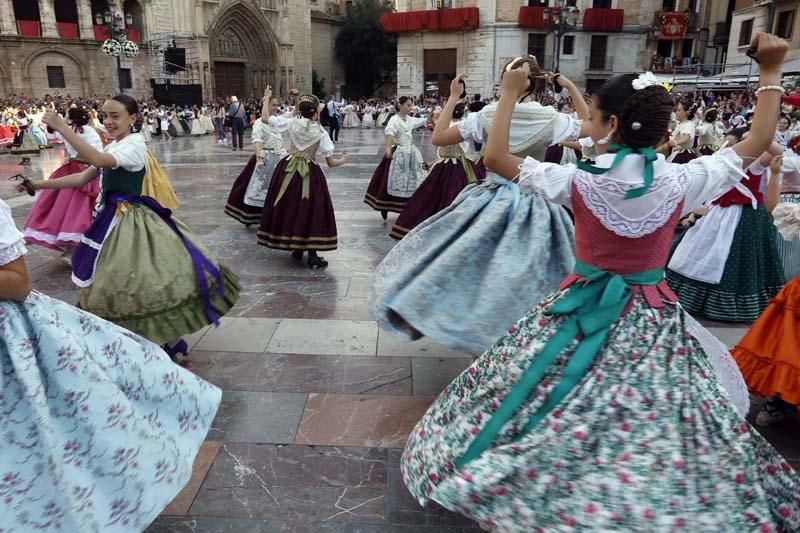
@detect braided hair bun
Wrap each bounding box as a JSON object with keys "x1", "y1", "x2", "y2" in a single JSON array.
[
  {"x1": 68, "y1": 105, "x2": 91, "y2": 127},
  {"x1": 298, "y1": 95, "x2": 320, "y2": 119},
  {"x1": 595, "y1": 74, "x2": 673, "y2": 149}
]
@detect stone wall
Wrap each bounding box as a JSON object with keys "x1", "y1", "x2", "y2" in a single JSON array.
[{"x1": 310, "y1": 17, "x2": 345, "y2": 97}]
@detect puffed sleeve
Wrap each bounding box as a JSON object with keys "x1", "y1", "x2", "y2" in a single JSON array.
[
  {"x1": 517, "y1": 156, "x2": 575, "y2": 208},
  {"x1": 412, "y1": 116, "x2": 428, "y2": 130},
  {"x1": 317, "y1": 129, "x2": 335, "y2": 158},
  {"x1": 772, "y1": 202, "x2": 800, "y2": 241},
  {"x1": 251, "y1": 120, "x2": 265, "y2": 144},
  {"x1": 384, "y1": 116, "x2": 399, "y2": 137},
  {"x1": 681, "y1": 147, "x2": 746, "y2": 213},
  {"x1": 551, "y1": 113, "x2": 582, "y2": 145},
  {"x1": 105, "y1": 133, "x2": 147, "y2": 171},
  {"x1": 458, "y1": 113, "x2": 481, "y2": 144},
  {"x1": 0, "y1": 199, "x2": 26, "y2": 266}
]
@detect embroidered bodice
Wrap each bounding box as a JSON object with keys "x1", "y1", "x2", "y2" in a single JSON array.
[
  {"x1": 101, "y1": 166, "x2": 147, "y2": 203},
  {"x1": 714, "y1": 169, "x2": 763, "y2": 207},
  {"x1": 438, "y1": 143, "x2": 466, "y2": 159},
  {"x1": 696, "y1": 122, "x2": 719, "y2": 147},
  {"x1": 286, "y1": 117, "x2": 334, "y2": 160},
  {"x1": 386, "y1": 115, "x2": 426, "y2": 146}
]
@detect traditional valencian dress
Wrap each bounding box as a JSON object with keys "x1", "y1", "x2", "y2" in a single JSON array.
[
  {"x1": 142, "y1": 149, "x2": 180, "y2": 211},
  {"x1": 695, "y1": 120, "x2": 722, "y2": 156},
  {"x1": 11, "y1": 116, "x2": 40, "y2": 155},
  {"x1": 776, "y1": 150, "x2": 800, "y2": 280},
  {"x1": 256, "y1": 117, "x2": 338, "y2": 252},
  {"x1": 0, "y1": 198, "x2": 221, "y2": 532},
  {"x1": 370, "y1": 101, "x2": 580, "y2": 355},
  {"x1": 364, "y1": 114, "x2": 428, "y2": 214},
  {"x1": 732, "y1": 200, "x2": 800, "y2": 409},
  {"x1": 22, "y1": 125, "x2": 103, "y2": 250},
  {"x1": 667, "y1": 159, "x2": 785, "y2": 322},
  {"x1": 400, "y1": 147, "x2": 798, "y2": 531},
  {"x1": 225, "y1": 114, "x2": 290, "y2": 226},
  {"x1": 390, "y1": 122, "x2": 481, "y2": 239},
  {"x1": 342, "y1": 104, "x2": 361, "y2": 128},
  {"x1": 70, "y1": 133, "x2": 240, "y2": 344},
  {"x1": 667, "y1": 120, "x2": 698, "y2": 164}
]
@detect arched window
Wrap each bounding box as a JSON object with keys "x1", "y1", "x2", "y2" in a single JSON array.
[
  {"x1": 54, "y1": 0, "x2": 80, "y2": 39},
  {"x1": 91, "y1": 0, "x2": 111, "y2": 41},
  {"x1": 13, "y1": 0, "x2": 41, "y2": 37}
]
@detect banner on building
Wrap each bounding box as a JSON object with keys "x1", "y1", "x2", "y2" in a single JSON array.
[{"x1": 658, "y1": 11, "x2": 689, "y2": 40}]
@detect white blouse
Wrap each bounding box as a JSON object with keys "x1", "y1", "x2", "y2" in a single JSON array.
[
  {"x1": 105, "y1": 133, "x2": 147, "y2": 171},
  {"x1": 385, "y1": 115, "x2": 426, "y2": 146},
  {"x1": 458, "y1": 101, "x2": 581, "y2": 148},
  {"x1": 518, "y1": 148, "x2": 747, "y2": 239},
  {"x1": 57, "y1": 126, "x2": 103, "y2": 159},
  {"x1": 0, "y1": 199, "x2": 26, "y2": 267}
]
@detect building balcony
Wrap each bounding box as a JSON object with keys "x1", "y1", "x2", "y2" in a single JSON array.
[
  {"x1": 57, "y1": 22, "x2": 79, "y2": 40},
  {"x1": 93, "y1": 25, "x2": 107, "y2": 41},
  {"x1": 380, "y1": 7, "x2": 479, "y2": 33},
  {"x1": 655, "y1": 11, "x2": 690, "y2": 40},
  {"x1": 17, "y1": 20, "x2": 41, "y2": 37},
  {"x1": 582, "y1": 8, "x2": 623, "y2": 32},
  {"x1": 127, "y1": 28, "x2": 141, "y2": 42},
  {"x1": 518, "y1": 6, "x2": 553, "y2": 30}
]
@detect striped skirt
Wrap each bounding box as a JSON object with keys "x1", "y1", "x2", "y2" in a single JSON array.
[{"x1": 776, "y1": 193, "x2": 800, "y2": 280}]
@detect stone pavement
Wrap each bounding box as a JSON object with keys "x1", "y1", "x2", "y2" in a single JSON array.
[{"x1": 1, "y1": 126, "x2": 798, "y2": 533}]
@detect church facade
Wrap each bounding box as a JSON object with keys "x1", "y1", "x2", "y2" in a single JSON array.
[{"x1": 0, "y1": 0, "x2": 345, "y2": 99}]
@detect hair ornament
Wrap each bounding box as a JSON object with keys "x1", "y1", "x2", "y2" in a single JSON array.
[
  {"x1": 631, "y1": 122, "x2": 642, "y2": 131},
  {"x1": 631, "y1": 72, "x2": 659, "y2": 91}
]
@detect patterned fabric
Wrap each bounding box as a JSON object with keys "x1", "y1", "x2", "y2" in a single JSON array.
[
  {"x1": 244, "y1": 150, "x2": 284, "y2": 208},
  {"x1": 225, "y1": 155, "x2": 261, "y2": 225},
  {"x1": 387, "y1": 144, "x2": 427, "y2": 198},
  {"x1": 667, "y1": 205, "x2": 786, "y2": 322},
  {"x1": 370, "y1": 174, "x2": 575, "y2": 355},
  {"x1": 0, "y1": 291, "x2": 221, "y2": 532},
  {"x1": 775, "y1": 194, "x2": 800, "y2": 280},
  {"x1": 401, "y1": 293, "x2": 799, "y2": 531}
]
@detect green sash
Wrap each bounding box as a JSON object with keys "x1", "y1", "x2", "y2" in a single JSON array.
[
  {"x1": 456, "y1": 260, "x2": 665, "y2": 467},
  {"x1": 460, "y1": 156, "x2": 478, "y2": 184},
  {"x1": 273, "y1": 154, "x2": 312, "y2": 206}
]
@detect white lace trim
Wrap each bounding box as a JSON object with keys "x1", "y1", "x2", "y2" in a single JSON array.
[
  {"x1": 22, "y1": 227, "x2": 84, "y2": 245},
  {"x1": 563, "y1": 116, "x2": 582, "y2": 143},
  {"x1": 573, "y1": 166, "x2": 689, "y2": 238},
  {"x1": 288, "y1": 118, "x2": 326, "y2": 152},
  {"x1": 772, "y1": 202, "x2": 800, "y2": 240},
  {"x1": 683, "y1": 311, "x2": 750, "y2": 418},
  {"x1": 0, "y1": 239, "x2": 27, "y2": 266}
]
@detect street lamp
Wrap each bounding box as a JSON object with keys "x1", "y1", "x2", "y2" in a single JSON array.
[
  {"x1": 543, "y1": 0, "x2": 580, "y2": 72},
  {"x1": 95, "y1": 10, "x2": 140, "y2": 93}
]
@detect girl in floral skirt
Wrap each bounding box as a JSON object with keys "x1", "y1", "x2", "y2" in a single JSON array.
[
  {"x1": 401, "y1": 33, "x2": 798, "y2": 531},
  {"x1": 19, "y1": 95, "x2": 240, "y2": 366},
  {"x1": 0, "y1": 197, "x2": 220, "y2": 532}
]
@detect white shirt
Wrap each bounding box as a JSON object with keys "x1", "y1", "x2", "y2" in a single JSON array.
[
  {"x1": 57, "y1": 126, "x2": 103, "y2": 158},
  {"x1": 105, "y1": 133, "x2": 147, "y2": 171}
]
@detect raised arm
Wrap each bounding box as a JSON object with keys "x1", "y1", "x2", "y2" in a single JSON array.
[
  {"x1": 431, "y1": 75, "x2": 468, "y2": 147},
  {"x1": 766, "y1": 154, "x2": 783, "y2": 214},
  {"x1": 732, "y1": 33, "x2": 788, "y2": 164},
  {"x1": 43, "y1": 110, "x2": 115, "y2": 168},
  {"x1": 484, "y1": 66, "x2": 530, "y2": 180},
  {"x1": 260, "y1": 86, "x2": 272, "y2": 124}
]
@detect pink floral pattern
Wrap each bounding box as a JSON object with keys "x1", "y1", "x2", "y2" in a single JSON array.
[
  {"x1": 401, "y1": 292, "x2": 800, "y2": 531},
  {"x1": 0, "y1": 291, "x2": 220, "y2": 532}
]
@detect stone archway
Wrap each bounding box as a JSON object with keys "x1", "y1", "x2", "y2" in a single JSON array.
[
  {"x1": 206, "y1": 0, "x2": 281, "y2": 99},
  {"x1": 23, "y1": 48, "x2": 89, "y2": 96}
]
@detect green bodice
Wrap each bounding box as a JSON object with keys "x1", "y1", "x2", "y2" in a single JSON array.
[{"x1": 101, "y1": 166, "x2": 147, "y2": 203}]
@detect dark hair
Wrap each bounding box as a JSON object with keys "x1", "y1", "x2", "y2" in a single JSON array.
[
  {"x1": 677, "y1": 98, "x2": 698, "y2": 120},
  {"x1": 452, "y1": 101, "x2": 467, "y2": 120},
  {"x1": 727, "y1": 126, "x2": 749, "y2": 143},
  {"x1": 704, "y1": 108, "x2": 718, "y2": 123},
  {"x1": 500, "y1": 57, "x2": 545, "y2": 100},
  {"x1": 396, "y1": 96, "x2": 412, "y2": 111},
  {"x1": 473, "y1": 93, "x2": 481, "y2": 101},
  {"x1": 594, "y1": 73, "x2": 673, "y2": 149},
  {"x1": 297, "y1": 95, "x2": 319, "y2": 119},
  {"x1": 68, "y1": 105, "x2": 90, "y2": 127},
  {"x1": 111, "y1": 94, "x2": 138, "y2": 116}
]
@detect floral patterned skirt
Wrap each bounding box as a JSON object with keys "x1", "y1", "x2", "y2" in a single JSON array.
[
  {"x1": 401, "y1": 293, "x2": 799, "y2": 531},
  {"x1": 0, "y1": 291, "x2": 221, "y2": 532}
]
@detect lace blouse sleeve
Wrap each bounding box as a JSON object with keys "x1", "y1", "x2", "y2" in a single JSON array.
[
  {"x1": 517, "y1": 156, "x2": 575, "y2": 207},
  {"x1": 772, "y1": 202, "x2": 800, "y2": 241},
  {"x1": 457, "y1": 113, "x2": 480, "y2": 144},
  {"x1": 384, "y1": 116, "x2": 399, "y2": 137},
  {"x1": 251, "y1": 120, "x2": 265, "y2": 144},
  {"x1": 681, "y1": 147, "x2": 746, "y2": 214},
  {"x1": 317, "y1": 130, "x2": 335, "y2": 158},
  {"x1": 0, "y1": 200, "x2": 26, "y2": 267},
  {"x1": 551, "y1": 113, "x2": 582, "y2": 145}
]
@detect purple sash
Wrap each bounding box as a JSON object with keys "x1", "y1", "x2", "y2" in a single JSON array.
[{"x1": 72, "y1": 194, "x2": 224, "y2": 325}]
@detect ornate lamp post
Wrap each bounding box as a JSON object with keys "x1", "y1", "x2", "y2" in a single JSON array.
[
  {"x1": 95, "y1": 10, "x2": 140, "y2": 93},
  {"x1": 543, "y1": 0, "x2": 580, "y2": 72}
]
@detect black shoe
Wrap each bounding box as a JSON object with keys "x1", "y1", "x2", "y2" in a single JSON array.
[
  {"x1": 291, "y1": 250, "x2": 304, "y2": 260},
  {"x1": 380, "y1": 210, "x2": 388, "y2": 221},
  {"x1": 307, "y1": 252, "x2": 328, "y2": 269}
]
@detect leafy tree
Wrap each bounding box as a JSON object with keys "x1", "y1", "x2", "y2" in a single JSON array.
[
  {"x1": 312, "y1": 70, "x2": 326, "y2": 99},
  {"x1": 334, "y1": 0, "x2": 397, "y2": 98}
]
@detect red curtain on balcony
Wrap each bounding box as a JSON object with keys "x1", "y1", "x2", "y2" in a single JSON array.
[
  {"x1": 658, "y1": 12, "x2": 688, "y2": 40},
  {"x1": 93, "y1": 25, "x2": 107, "y2": 40},
  {"x1": 17, "y1": 20, "x2": 41, "y2": 37},
  {"x1": 380, "y1": 7, "x2": 479, "y2": 33},
  {"x1": 127, "y1": 28, "x2": 141, "y2": 42},
  {"x1": 582, "y1": 8, "x2": 623, "y2": 31},
  {"x1": 518, "y1": 6, "x2": 551, "y2": 29},
  {"x1": 57, "y1": 22, "x2": 79, "y2": 39}
]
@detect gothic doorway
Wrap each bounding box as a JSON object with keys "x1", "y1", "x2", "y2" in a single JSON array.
[{"x1": 207, "y1": 0, "x2": 280, "y2": 98}]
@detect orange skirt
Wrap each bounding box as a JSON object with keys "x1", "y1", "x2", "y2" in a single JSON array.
[{"x1": 731, "y1": 275, "x2": 800, "y2": 406}]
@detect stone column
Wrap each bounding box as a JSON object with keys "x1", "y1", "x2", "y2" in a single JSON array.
[
  {"x1": 76, "y1": 0, "x2": 95, "y2": 40},
  {"x1": 38, "y1": 0, "x2": 59, "y2": 38},
  {"x1": 0, "y1": 0, "x2": 18, "y2": 35}
]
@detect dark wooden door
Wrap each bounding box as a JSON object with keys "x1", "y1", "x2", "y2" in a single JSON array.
[
  {"x1": 424, "y1": 48, "x2": 457, "y2": 96},
  {"x1": 214, "y1": 61, "x2": 246, "y2": 98}
]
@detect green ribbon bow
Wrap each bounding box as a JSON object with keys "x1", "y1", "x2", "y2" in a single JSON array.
[
  {"x1": 577, "y1": 144, "x2": 658, "y2": 199},
  {"x1": 273, "y1": 154, "x2": 311, "y2": 206},
  {"x1": 460, "y1": 156, "x2": 478, "y2": 185},
  {"x1": 456, "y1": 260, "x2": 664, "y2": 468}
]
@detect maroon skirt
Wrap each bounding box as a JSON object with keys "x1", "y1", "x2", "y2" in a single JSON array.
[
  {"x1": 224, "y1": 154, "x2": 261, "y2": 225},
  {"x1": 364, "y1": 157, "x2": 408, "y2": 214},
  {"x1": 544, "y1": 144, "x2": 563, "y2": 163},
  {"x1": 257, "y1": 158, "x2": 337, "y2": 251},
  {"x1": 697, "y1": 145, "x2": 715, "y2": 156},
  {"x1": 670, "y1": 150, "x2": 698, "y2": 164},
  {"x1": 475, "y1": 155, "x2": 487, "y2": 181},
  {"x1": 390, "y1": 158, "x2": 481, "y2": 240}
]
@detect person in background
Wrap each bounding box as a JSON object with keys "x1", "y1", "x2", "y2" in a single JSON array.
[{"x1": 227, "y1": 95, "x2": 247, "y2": 152}]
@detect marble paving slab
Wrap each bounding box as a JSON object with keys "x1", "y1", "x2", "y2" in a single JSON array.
[{"x1": 267, "y1": 319, "x2": 378, "y2": 356}]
